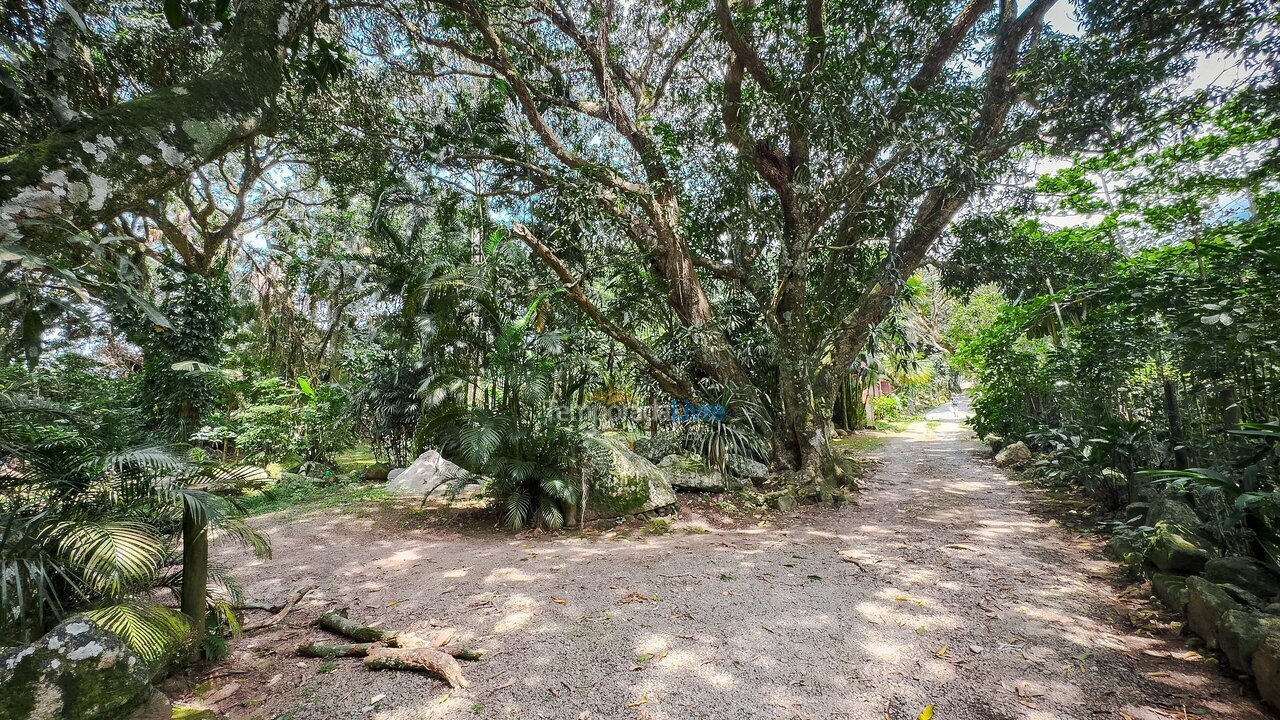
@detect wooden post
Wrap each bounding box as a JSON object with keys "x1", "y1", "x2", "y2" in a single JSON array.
[{"x1": 181, "y1": 503, "x2": 209, "y2": 653}]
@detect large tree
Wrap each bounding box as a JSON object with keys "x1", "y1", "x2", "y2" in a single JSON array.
[{"x1": 358, "y1": 0, "x2": 1256, "y2": 484}]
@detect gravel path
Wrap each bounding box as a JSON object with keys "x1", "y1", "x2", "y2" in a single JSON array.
[{"x1": 202, "y1": 407, "x2": 1271, "y2": 720}]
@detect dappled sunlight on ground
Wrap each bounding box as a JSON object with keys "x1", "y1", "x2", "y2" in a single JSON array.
[{"x1": 197, "y1": 404, "x2": 1271, "y2": 720}]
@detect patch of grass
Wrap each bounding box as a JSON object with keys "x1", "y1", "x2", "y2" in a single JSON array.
[
  {"x1": 925, "y1": 420, "x2": 941, "y2": 430},
  {"x1": 238, "y1": 477, "x2": 389, "y2": 517},
  {"x1": 331, "y1": 446, "x2": 378, "y2": 474},
  {"x1": 646, "y1": 517, "x2": 672, "y2": 535},
  {"x1": 833, "y1": 433, "x2": 887, "y2": 454}
]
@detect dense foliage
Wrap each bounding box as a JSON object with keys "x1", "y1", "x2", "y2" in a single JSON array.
[
  {"x1": 1, "y1": 0, "x2": 1275, "y2": 675},
  {"x1": 952, "y1": 81, "x2": 1280, "y2": 559}
]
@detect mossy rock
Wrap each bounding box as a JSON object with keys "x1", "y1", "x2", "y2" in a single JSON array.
[
  {"x1": 0, "y1": 617, "x2": 154, "y2": 720},
  {"x1": 1252, "y1": 633, "x2": 1280, "y2": 711},
  {"x1": 1218, "y1": 609, "x2": 1280, "y2": 674},
  {"x1": 1145, "y1": 494, "x2": 1203, "y2": 535},
  {"x1": 1205, "y1": 557, "x2": 1280, "y2": 602},
  {"x1": 1151, "y1": 573, "x2": 1190, "y2": 616},
  {"x1": 583, "y1": 436, "x2": 677, "y2": 520},
  {"x1": 170, "y1": 706, "x2": 215, "y2": 720},
  {"x1": 764, "y1": 489, "x2": 797, "y2": 512},
  {"x1": 1187, "y1": 576, "x2": 1243, "y2": 649},
  {"x1": 363, "y1": 463, "x2": 391, "y2": 482},
  {"x1": 658, "y1": 453, "x2": 740, "y2": 492},
  {"x1": 1149, "y1": 531, "x2": 1212, "y2": 574}
]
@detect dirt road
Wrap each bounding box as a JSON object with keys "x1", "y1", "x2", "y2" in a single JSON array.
[{"x1": 205, "y1": 409, "x2": 1270, "y2": 719}]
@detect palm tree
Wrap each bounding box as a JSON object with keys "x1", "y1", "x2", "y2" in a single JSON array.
[{"x1": 0, "y1": 394, "x2": 268, "y2": 661}]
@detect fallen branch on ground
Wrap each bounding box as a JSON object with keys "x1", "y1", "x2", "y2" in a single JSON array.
[
  {"x1": 299, "y1": 609, "x2": 481, "y2": 687},
  {"x1": 243, "y1": 585, "x2": 316, "y2": 632},
  {"x1": 318, "y1": 609, "x2": 397, "y2": 643},
  {"x1": 298, "y1": 641, "x2": 482, "y2": 662},
  {"x1": 364, "y1": 646, "x2": 470, "y2": 687}
]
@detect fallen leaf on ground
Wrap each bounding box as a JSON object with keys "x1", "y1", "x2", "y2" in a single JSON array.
[
  {"x1": 1014, "y1": 680, "x2": 1045, "y2": 698},
  {"x1": 918, "y1": 705, "x2": 934, "y2": 720},
  {"x1": 628, "y1": 696, "x2": 649, "y2": 708}
]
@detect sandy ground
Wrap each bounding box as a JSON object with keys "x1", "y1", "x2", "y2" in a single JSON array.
[{"x1": 192, "y1": 407, "x2": 1273, "y2": 720}]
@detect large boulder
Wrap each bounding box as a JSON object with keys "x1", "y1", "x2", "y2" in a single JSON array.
[
  {"x1": 385, "y1": 450, "x2": 482, "y2": 499},
  {"x1": 1253, "y1": 633, "x2": 1280, "y2": 711},
  {"x1": 583, "y1": 437, "x2": 677, "y2": 520},
  {"x1": 1145, "y1": 494, "x2": 1203, "y2": 535},
  {"x1": 1205, "y1": 557, "x2": 1280, "y2": 602},
  {"x1": 1186, "y1": 576, "x2": 1243, "y2": 649},
  {"x1": 993, "y1": 441, "x2": 1031, "y2": 468},
  {"x1": 1218, "y1": 609, "x2": 1280, "y2": 674},
  {"x1": 1149, "y1": 532, "x2": 1213, "y2": 574},
  {"x1": 725, "y1": 454, "x2": 767, "y2": 482},
  {"x1": 658, "y1": 454, "x2": 741, "y2": 492},
  {"x1": 0, "y1": 617, "x2": 155, "y2": 720},
  {"x1": 1150, "y1": 573, "x2": 1191, "y2": 616}
]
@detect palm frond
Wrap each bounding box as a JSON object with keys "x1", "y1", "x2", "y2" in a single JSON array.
[{"x1": 85, "y1": 600, "x2": 190, "y2": 665}]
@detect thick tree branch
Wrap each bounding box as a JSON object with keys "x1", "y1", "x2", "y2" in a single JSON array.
[{"x1": 511, "y1": 222, "x2": 695, "y2": 398}]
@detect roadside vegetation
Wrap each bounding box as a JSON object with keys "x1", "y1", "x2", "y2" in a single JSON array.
[{"x1": 0, "y1": 0, "x2": 1275, "y2": 711}]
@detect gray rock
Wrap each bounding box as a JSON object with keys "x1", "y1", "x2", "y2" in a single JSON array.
[
  {"x1": 582, "y1": 436, "x2": 678, "y2": 520},
  {"x1": 765, "y1": 489, "x2": 797, "y2": 512},
  {"x1": 1122, "y1": 502, "x2": 1151, "y2": 522},
  {"x1": 1187, "y1": 576, "x2": 1243, "y2": 649},
  {"x1": 993, "y1": 441, "x2": 1031, "y2": 468},
  {"x1": 659, "y1": 454, "x2": 741, "y2": 492},
  {"x1": 0, "y1": 617, "x2": 155, "y2": 720},
  {"x1": 1218, "y1": 609, "x2": 1280, "y2": 674},
  {"x1": 1205, "y1": 556, "x2": 1280, "y2": 602},
  {"x1": 1145, "y1": 494, "x2": 1203, "y2": 535},
  {"x1": 725, "y1": 454, "x2": 767, "y2": 481},
  {"x1": 1252, "y1": 633, "x2": 1280, "y2": 711},
  {"x1": 385, "y1": 450, "x2": 482, "y2": 499},
  {"x1": 1151, "y1": 573, "x2": 1190, "y2": 616}
]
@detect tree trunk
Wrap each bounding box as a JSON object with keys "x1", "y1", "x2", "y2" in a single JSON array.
[
  {"x1": 180, "y1": 503, "x2": 208, "y2": 654},
  {"x1": 773, "y1": 358, "x2": 837, "y2": 493},
  {"x1": 1163, "y1": 377, "x2": 1190, "y2": 469}
]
